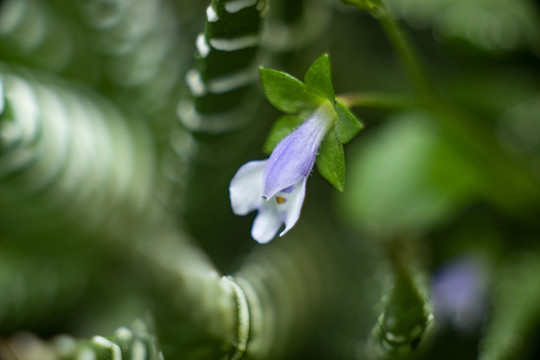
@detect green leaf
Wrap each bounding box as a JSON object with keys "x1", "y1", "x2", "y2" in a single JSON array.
[
  {"x1": 368, "y1": 255, "x2": 432, "y2": 357},
  {"x1": 382, "y1": 274, "x2": 429, "y2": 345},
  {"x1": 304, "y1": 54, "x2": 334, "y2": 101},
  {"x1": 259, "y1": 67, "x2": 322, "y2": 114},
  {"x1": 334, "y1": 101, "x2": 363, "y2": 143},
  {"x1": 338, "y1": 112, "x2": 483, "y2": 235},
  {"x1": 263, "y1": 114, "x2": 305, "y2": 154},
  {"x1": 383, "y1": 0, "x2": 540, "y2": 53},
  {"x1": 316, "y1": 132, "x2": 345, "y2": 191}
]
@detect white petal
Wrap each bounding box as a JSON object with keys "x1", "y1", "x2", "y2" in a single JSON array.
[
  {"x1": 276, "y1": 178, "x2": 307, "y2": 237},
  {"x1": 251, "y1": 205, "x2": 282, "y2": 244},
  {"x1": 229, "y1": 160, "x2": 267, "y2": 215}
]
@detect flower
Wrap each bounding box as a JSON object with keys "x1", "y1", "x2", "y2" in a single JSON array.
[
  {"x1": 431, "y1": 256, "x2": 489, "y2": 331},
  {"x1": 229, "y1": 104, "x2": 333, "y2": 243}
]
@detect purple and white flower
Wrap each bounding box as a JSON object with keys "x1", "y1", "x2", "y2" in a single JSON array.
[{"x1": 229, "y1": 104, "x2": 333, "y2": 243}]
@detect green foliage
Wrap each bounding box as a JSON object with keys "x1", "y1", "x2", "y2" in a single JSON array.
[
  {"x1": 187, "y1": 0, "x2": 267, "y2": 120},
  {"x1": 383, "y1": 0, "x2": 540, "y2": 53},
  {"x1": 304, "y1": 53, "x2": 335, "y2": 100},
  {"x1": 0, "y1": 66, "x2": 156, "y2": 237},
  {"x1": 1, "y1": 0, "x2": 540, "y2": 359},
  {"x1": 368, "y1": 272, "x2": 432, "y2": 358},
  {"x1": 0, "y1": 319, "x2": 165, "y2": 360},
  {"x1": 498, "y1": 92, "x2": 540, "y2": 156},
  {"x1": 341, "y1": 0, "x2": 385, "y2": 15},
  {"x1": 316, "y1": 133, "x2": 345, "y2": 191},
  {"x1": 339, "y1": 112, "x2": 484, "y2": 236},
  {"x1": 0, "y1": 0, "x2": 99, "y2": 83},
  {"x1": 259, "y1": 67, "x2": 322, "y2": 114},
  {"x1": 479, "y1": 253, "x2": 540, "y2": 360},
  {"x1": 334, "y1": 102, "x2": 364, "y2": 143}
]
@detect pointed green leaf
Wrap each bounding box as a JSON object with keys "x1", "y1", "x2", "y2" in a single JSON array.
[
  {"x1": 263, "y1": 114, "x2": 305, "y2": 154},
  {"x1": 368, "y1": 259, "x2": 432, "y2": 357},
  {"x1": 316, "y1": 132, "x2": 345, "y2": 191},
  {"x1": 259, "y1": 67, "x2": 322, "y2": 114},
  {"x1": 304, "y1": 54, "x2": 335, "y2": 100},
  {"x1": 382, "y1": 274, "x2": 429, "y2": 345},
  {"x1": 334, "y1": 101, "x2": 363, "y2": 143}
]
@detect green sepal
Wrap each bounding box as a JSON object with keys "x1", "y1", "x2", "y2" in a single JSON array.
[
  {"x1": 316, "y1": 132, "x2": 345, "y2": 191},
  {"x1": 263, "y1": 114, "x2": 305, "y2": 154},
  {"x1": 304, "y1": 54, "x2": 335, "y2": 101},
  {"x1": 334, "y1": 101, "x2": 363, "y2": 143},
  {"x1": 259, "y1": 67, "x2": 322, "y2": 114}
]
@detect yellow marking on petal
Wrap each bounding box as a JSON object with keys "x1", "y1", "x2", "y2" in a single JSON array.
[{"x1": 276, "y1": 196, "x2": 286, "y2": 204}]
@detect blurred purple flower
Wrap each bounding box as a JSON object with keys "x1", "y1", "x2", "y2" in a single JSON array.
[
  {"x1": 432, "y1": 256, "x2": 489, "y2": 331},
  {"x1": 229, "y1": 105, "x2": 332, "y2": 243}
]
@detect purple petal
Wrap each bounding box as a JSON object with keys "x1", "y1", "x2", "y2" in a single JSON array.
[
  {"x1": 263, "y1": 105, "x2": 332, "y2": 199},
  {"x1": 229, "y1": 160, "x2": 267, "y2": 215}
]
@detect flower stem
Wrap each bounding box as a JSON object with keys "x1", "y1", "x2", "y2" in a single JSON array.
[
  {"x1": 342, "y1": 0, "x2": 540, "y2": 205},
  {"x1": 337, "y1": 93, "x2": 417, "y2": 111},
  {"x1": 342, "y1": 0, "x2": 433, "y2": 96},
  {"x1": 377, "y1": 13, "x2": 433, "y2": 97}
]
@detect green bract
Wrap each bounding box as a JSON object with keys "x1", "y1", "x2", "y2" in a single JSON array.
[
  {"x1": 316, "y1": 134, "x2": 346, "y2": 191},
  {"x1": 259, "y1": 54, "x2": 364, "y2": 191},
  {"x1": 304, "y1": 54, "x2": 335, "y2": 100},
  {"x1": 259, "y1": 68, "x2": 321, "y2": 114}
]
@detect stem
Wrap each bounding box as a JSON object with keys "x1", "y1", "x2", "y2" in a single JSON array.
[
  {"x1": 342, "y1": 0, "x2": 433, "y2": 96},
  {"x1": 376, "y1": 12, "x2": 433, "y2": 96},
  {"x1": 342, "y1": 0, "x2": 540, "y2": 205},
  {"x1": 337, "y1": 93, "x2": 417, "y2": 111}
]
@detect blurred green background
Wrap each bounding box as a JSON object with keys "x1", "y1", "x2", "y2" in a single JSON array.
[{"x1": 1, "y1": 0, "x2": 540, "y2": 359}]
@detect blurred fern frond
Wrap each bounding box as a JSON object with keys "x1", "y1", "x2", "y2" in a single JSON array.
[{"x1": 1, "y1": 1, "x2": 540, "y2": 359}]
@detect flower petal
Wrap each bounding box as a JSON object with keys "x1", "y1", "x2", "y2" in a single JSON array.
[
  {"x1": 263, "y1": 104, "x2": 333, "y2": 198},
  {"x1": 229, "y1": 160, "x2": 267, "y2": 215},
  {"x1": 275, "y1": 178, "x2": 307, "y2": 237},
  {"x1": 251, "y1": 205, "x2": 282, "y2": 244}
]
